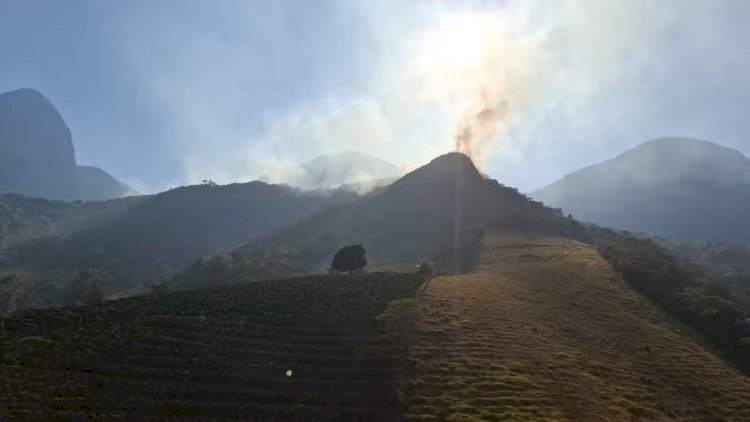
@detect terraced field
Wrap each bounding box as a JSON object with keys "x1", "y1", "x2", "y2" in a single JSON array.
[
  {"x1": 403, "y1": 235, "x2": 750, "y2": 420},
  {"x1": 0, "y1": 273, "x2": 425, "y2": 420}
]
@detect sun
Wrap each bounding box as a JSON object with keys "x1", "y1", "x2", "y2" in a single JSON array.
[
  {"x1": 414, "y1": 11, "x2": 505, "y2": 76},
  {"x1": 402, "y1": 9, "x2": 518, "y2": 164}
]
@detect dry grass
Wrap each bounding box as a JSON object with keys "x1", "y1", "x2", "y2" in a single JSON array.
[{"x1": 403, "y1": 235, "x2": 750, "y2": 421}]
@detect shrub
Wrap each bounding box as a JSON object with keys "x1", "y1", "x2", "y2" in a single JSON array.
[
  {"x1": 331, "y1": 245, "x2": 367, "y2": 273},
  {"x1": 416, "y1": 260, "x2": 435, "y2": 275}
]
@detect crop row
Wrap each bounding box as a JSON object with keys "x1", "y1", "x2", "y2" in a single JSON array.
[{"x1": 1, "y1": 273, "x2": 425, "y2": 419}]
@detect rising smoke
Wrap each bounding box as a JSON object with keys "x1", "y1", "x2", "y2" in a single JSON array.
[
  {"x1": 454, "y1": 89, "x2": 508, "y2": 161},
  {"x1": 110, "y1": 0, "x2": 740, "y2": 191}
]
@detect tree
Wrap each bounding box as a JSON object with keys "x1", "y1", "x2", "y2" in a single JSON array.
[
  {"x1": 66, "y1": 269, "x2": 104, "y2": 305},
  {"x1": 331, "y1": 244, "x2": 367, "y2": 273},
  {"x1": 87, "y1": 281, "x2": 105, "y2": 305},
  {"x1": 149, "y1": 275, "x2": 171, "y2": 295},
  {"x1": 0, "y1": 273, "x2": 38, "y2": 314},
  {"x1": 416, "y1": 260, "x2": 435, "y2": 275}
]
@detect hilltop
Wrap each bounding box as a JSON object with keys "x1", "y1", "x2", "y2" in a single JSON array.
[
  {"x1": 193, "y1": 153, "x2": 585, "y2": 288},
  {"x1": 532, "y1": 137, "x2": 750, "y2": 244},
  {"x1": 0, "y1": 88, "x2": 133, "y2": 201}
]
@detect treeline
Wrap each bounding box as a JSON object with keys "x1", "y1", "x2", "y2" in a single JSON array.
[
  {"x1": 0, "y1": 269, "x2": 114, "y2": 315},
  {"x1": 590, "y1": 227, "x2": 750, "y2": 372},
  {"x1": 670, "y1": 241, "x2": 750, "y2": 273}
]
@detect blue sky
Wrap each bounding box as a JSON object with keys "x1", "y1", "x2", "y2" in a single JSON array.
[{"x1": 3, "y1": 0, "x2": 750, "y2": 193}]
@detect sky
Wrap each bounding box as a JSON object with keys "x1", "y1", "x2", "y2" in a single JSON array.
[{"x1": 2, "y1": 0, "x2": 750, "y2": 193}]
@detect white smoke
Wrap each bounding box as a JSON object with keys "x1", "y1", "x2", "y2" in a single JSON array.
[{"x1": 107, "y1": 0, "x2": 750, "y2": 191}]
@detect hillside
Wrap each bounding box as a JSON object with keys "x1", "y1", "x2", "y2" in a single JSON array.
[
  {"x1": 0, "y1": 272, "x2": 425, "y2": 419},
  {"x1": 12, "y1": 182, "x2": 357, "y2": 292},
  {"x1": 532, "y1": 137, "x2": 750, "y2": 244},
  {"x1": 0, "y1": 88, "x2": 132, "y2": 201},
  {"x1": 0, "y1": 193, "x2": 145, "y2": 250},
  {"x1": 670, "y1": 242, "x2": 750, "y2": 273},
  {"x1": 222, "y1": 153, "x2": 586, "y2": 287},
  {"x1": 403, "y1": 235, "x2": 750, "y2": 420},
  {"x1": 6, "y1": 234, "x2": 750, "y2": 420}
]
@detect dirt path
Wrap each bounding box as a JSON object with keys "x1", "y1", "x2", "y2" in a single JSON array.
[{"x1": 403, "y1": 235, "x2": 750, "y2": 421}]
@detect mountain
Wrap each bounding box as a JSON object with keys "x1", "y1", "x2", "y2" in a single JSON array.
[
  {"x1": 0, "y1": 88, "x2": 133, "y2": 201},
  {"x1": 532, "y1": 137, "x2": 750, "y2": 244},
  {"x1": 208, "y1": 153, "x2": 586, "y2": 286},
  {"x1": 0, "y1": 194, "x2": 145, "y2": 251},
  {"x1": 263, "y1": 151, "x2": 400, "y2": 191},
  {"x1": 0, "y1": 89, "x2": 77, "y2": 199},
  {"x1": 12, "y1": 181, "x2": 357, "y2": 292},
  {"x1": 75, "y1": 166, "x2": 135, "y2": 201}
]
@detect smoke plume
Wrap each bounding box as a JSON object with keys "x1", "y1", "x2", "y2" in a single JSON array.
[
  {"x1": 455, "y1": 87, "x2": 509, "y2": 162},
  {"x1": 107, "y1": 0, "x2": 714, "y2": 191}
]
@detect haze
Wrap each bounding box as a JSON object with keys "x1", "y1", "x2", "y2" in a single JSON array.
[{"x1": 2, "y1": 0, "x2": 750, "y2": 193}]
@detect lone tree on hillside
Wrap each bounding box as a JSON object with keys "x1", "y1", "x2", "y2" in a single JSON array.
[
  {"x1": 416, "y1": 260, "x2": 435, "y2": 275},
  {"x1": 331, "y1": 244, "x2": 367, "y2": 273}
]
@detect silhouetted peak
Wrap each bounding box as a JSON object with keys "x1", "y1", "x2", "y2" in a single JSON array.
[
  {"x1": 0, "y1": 87, "x2": 132, "y2": 200},
  {"x1": 391, "y1": 152, "x2": 483, "y2": 192}
]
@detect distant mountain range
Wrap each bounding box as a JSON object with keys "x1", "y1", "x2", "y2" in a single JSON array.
[
  {"x1": 0, "y1": 88, "x2": 133, "y2": 201},
  {"x1": 532, "y1": 137, "x2": 750, "y2": 244}
]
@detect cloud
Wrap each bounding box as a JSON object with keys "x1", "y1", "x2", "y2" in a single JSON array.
[{"x1": 107, "y1": 0, "x2": 750, "y2": 191}]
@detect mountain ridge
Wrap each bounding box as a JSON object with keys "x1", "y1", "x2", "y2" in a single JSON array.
[
  {"x1": 187, "y1": 152, "x2": 587, "y2": 288},
  {"x1": 532, "y1": 137, "x2": 750, "y2": 244}
]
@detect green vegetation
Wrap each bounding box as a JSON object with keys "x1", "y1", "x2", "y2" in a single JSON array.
[
  {"x1": 668, "y1": 242, "x2": 750, "y2": 307},
  {"x1": 331, "y1": 244, "x2": 367, "y2": 273},
  {"x1": 1, "y1": 272, "x2": 426, "y2": 419},
  {"x1": 0, "y1": 273, "x2": 36, "y2": 314},
  {"x1": 0, "y1": 193, "x2": 142, "y2": 250},
  {"x1": 0, "y1": 183, "x2": 355, "y2": 312},
  {"x1": 64, "y1": 269, "x2": 105, "y2": 305},
  {"x1": 12, "y1": 183, "x2": 354, "y2": 283},
  {"x1": 416, "y1": 260, "x2": 434, "y2": 275},
  {"x1": 672, "y1": 242, "x2": 750, "y2": 272},
  {"x1": 590, "y1": 227, "x2": 750, "y2": 372}
]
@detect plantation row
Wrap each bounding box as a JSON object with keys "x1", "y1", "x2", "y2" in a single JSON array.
[{"x1": 1, "y1": 272, "x2": 425, "y2": 420}]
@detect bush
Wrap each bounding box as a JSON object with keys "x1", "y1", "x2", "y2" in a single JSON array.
[
  {"x1": 416, "y1": 260, "x2": 435, "y2": 275},
  {"x1": 331, "y1": 245, "x2": 367, "y2": 273}
]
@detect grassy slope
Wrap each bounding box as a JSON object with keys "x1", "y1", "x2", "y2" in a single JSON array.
[
  {"x1": 1, "y1": 273, "x2": 424, "y2": 420},
  {"x1": 404, "y1": 235, "x2": 750, "y2": 421}
]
